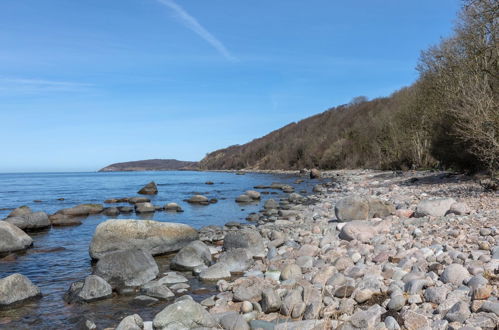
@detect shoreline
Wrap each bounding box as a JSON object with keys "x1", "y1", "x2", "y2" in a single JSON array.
[{"x1": 1, "y1": 169, "x2": 498, "y2": 329}]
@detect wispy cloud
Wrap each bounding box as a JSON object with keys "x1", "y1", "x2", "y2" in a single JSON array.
[
  {"x1": 156, "y1": 0, "x2": 236, "y2": 62},
  {"x1": 0, "y1": 77, "x2": 93, "y2": 94}
]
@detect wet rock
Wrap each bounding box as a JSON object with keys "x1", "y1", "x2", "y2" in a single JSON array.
[
  {"x1": 153, "y1": 298, "x2": 217, "y2": 329},
  {"x1": 0, "y1": 273, "x2": 41, "y2": 308},
  {"x1": 414, "y1": 198, "x2": 456, "y2": 217},
  {"x1": 116, "y1": 314, "x2": 143, "y2": 330},
  {"x1": 170, "y1": 240, "x2": 212, "y2": 271},
  {"x1": 134, "y1": 202, "x2": 155, "y2": 214},
  {"x1": 236, "y1": 194, "x2": 253, "y2": 203},
  {"x1": 138, "y1": 181, "x2": 158, "y2": 195},
  {"x1": 223, "y1": 229, "x2": 265, "y2": 257},
  {"x1": 5, "y1": 211, "x2": 50, "y2": 231},
  {"x1": 94, "y1": 249, "x2": 159, "y2": 288},
  {"x1": 140, "y1": 281, "x2": 174, "y2": 300},
  {"x1": 102, "y1": 207, "x2": 120, "y2": 216},
  {"x1": 56, "y1": 204, "x2": 104, "y2": 217},
  {"x1": 49, "y1": 214, "x2": 82, "y2": 226},
  {"x1": 164, "y1": 203, "x2": 182, "y2": 212},
  {"x1": 245, "y1": 190, "x2": 261, "y2": 200},
  {"x1": 89, "y1": 219, "x2": 198, "y2": 259},
  {"x1": 0, "y1": 221, "x2": 33, "y2": 254},
  {"x1": 118, "y1": 206, "x2": 134, "y2": 213},
  {"x1": 64, "y1": 275, "x2": 112, "y2": 303},
  {"x1": 7, "y1": 206, "x2": 32, "y2": 218},
  {"x1": 128, "y1": 197, "x2": 150, "y2": 204},
  {"x1": 186, "y1": 195, "x2": 210, "y2": 205}
]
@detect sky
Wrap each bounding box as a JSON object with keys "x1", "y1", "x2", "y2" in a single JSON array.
[{"x1": 0, "y1": 0, "x2": 461, "y2": 172}]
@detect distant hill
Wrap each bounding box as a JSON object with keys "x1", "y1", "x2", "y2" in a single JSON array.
[{"x1": 99, "y1": 159, "x2": 199, "y2": 172}]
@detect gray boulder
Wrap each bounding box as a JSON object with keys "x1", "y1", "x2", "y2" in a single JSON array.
[
  {"x1": 170, "y1": 240, "x2": 212, "y2": 271},
  {"x1": 199, "y1": 262, "x2": 231, "y2": 281},
  {"x1": 186, "y1": 195, "x2": 209, "y2": 205},
  {"x1": 140, "y1": 281, "x2": 174, "y2": 300},
  {"x1": 64, "y1": 275, "x2": 112, "y2": 303},
  {"x1": 94, "y1": 249, "x2": 159, "y2": 288},
  {"x1": 138, "y1": 181, "x2": 158, "y2": 195},
  {"x1": 219, "y1": 312, "x2": 250, "y2": 330},
  {"x1": 0, "y1": 273, "x2": 41, "y2": 308},
  {"x1": 223, "y1": 229, "x2": 265, "y2": 257},
  {"x1": 218, "y1": 248, "x2": 253, "y2": 273},
  {"x1": 116, "y1": 314, "x2": 144, "y2": 330},
  {"x1": 0, "y1": 221, "x2": 33, "y2": 254},
  {"x1": 415, "y1": 198, "x2": 456, "y2": 217},
  {"x1": 264, "y1": 199, "x2": 279, "y2": 209},
  {"x1": 440, "y1": 263, "x2": 470, "y2": 285},
  {"x1": 89, "y1": 219, "x2": 198, "y2": 260},
  {"x1": 5, "y1": 211, "x2": 50, "y2": 231},
  {"x1": 134, "y1": 202, "x2": 155, "y2": 214},
  {"x1": 245, "y1": 190, "x2": 261, "y2": 200},
  {"x1": 152, "y1": 298, "x2": 217, "y2": 329},
  {"x1": 235, "y1": 194, "x2": 253, "y2": 203}
]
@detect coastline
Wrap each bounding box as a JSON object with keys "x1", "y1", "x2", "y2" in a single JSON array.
[{"x1": 1, "y1": 169, "x2": 498, "y2": 329}]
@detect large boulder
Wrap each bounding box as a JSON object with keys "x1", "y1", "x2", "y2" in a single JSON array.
[
  {"x1": 335, "y1": 196, "x2": 394, "y2": 221},
  {"x1": 94, "y1": 249, "x2": 159, "y2": 288},
  {"x1": 415, "y1": 198, "x2": 457, "y2": 217},
  {"x1": 0, "y1": 273, "x2": 41, "y2": 308},
  {"x1": 153, "y1": 298, "x2": 217, "y2": 329},
  {"x1": 137, "y1": 181, "x2": 158, "y2": 195},
  {"x1": 223, "y1": 229, "x2": 265, "y2": 257},
  {"x1": 56, "y1": 204, "x2": 104, "y2": 217},
  {"x1": 339, "y1": 220, "x2": 392, "y2": 243},
  {"x1": 64, "y1": 275, "x2": 112, "y2": 303},
  {"x1": 5, "y1": 212, "x2": 50, "y2": 231},
  {"x1": 89, "y1": 219, "x2": 198, "y2": 259},
  {"x1": 0, "y1": 221, "x2": 33, "y2": 254},
  {"x1": 170, "y1": 240, "x2": 212, "y2": 271}
]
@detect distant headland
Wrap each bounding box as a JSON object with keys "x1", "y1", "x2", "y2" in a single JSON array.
[{"x1": 98, "y1": 159, "x2": 199, "y2": 172}]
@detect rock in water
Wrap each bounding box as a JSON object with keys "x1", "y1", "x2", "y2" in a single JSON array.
[
  {"x1": 414, "y1": 198, "x2": 456, "y2": 217},
  {"x1": 5, "y1": 211, "x2": 50, "y2": 231},
  {"x1": 0, "y1": 273, "x2": 41, "y2": 308},
  {"x1": 0, "y1": 221, "x2": 33, "y2": 254},
  {"x1": 137, "y1": 181, "x2": 158, "y2": 195},
  {"x1": 153, "y1": 298, "x2": 217, "y2": 329},
  {"x1": 186, "y1": 195, "x2": 210, "y2": 205},
  {"x1": 7, "y1": 206, "x2": 32, "y2": 218},
  {"x1": 94, "y1": 249, "x2": 159, "y2": 288},
  {"x1": 116, "y1": 314, "x2": 143, "y2": 330},
  {"x1": 56, "y1": 204, "x2": 104, "y2": 217},
  {"x1": 235, "y1": 194, "x2": 253, "y2": 203},
  {"x1": 170, "y1": 240, "x2": 212, "y2": 271},
  {"x1": 89, "y1": 219, "x2": 198, "y2": 260},
  {"x1": 310, "y1": 168, "x2": 321, "y2": 179},
  {"x1": 64, "y1": 275, "x2": 112, "y2": 303},
  {"x1": 223, "y1": 229, "x2": 265, "y2": 257},
  {"x1": 134, "y1": 202, "x2": 155, "y2": 213}
]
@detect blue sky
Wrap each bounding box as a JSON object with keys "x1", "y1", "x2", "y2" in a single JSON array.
[{"x1": 0, "y1": 0, "x2": 460, "y2": 172}]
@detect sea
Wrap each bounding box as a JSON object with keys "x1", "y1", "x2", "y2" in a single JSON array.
[{"x1": 0, "y1": 171, "x2": 319, "y2": 329}]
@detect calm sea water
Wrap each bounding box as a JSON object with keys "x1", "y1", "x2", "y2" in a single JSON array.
[{"x1": 0, "y1": 171, "x2": 318, "y2": 329}]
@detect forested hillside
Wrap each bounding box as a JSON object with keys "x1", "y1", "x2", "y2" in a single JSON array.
[{"x1": 201, "y1": 0, "x2": 498, "y2": 174}]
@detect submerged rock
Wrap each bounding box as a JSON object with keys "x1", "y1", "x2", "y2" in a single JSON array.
[
  {"x1": 55, "y1": 204, "x2": 104, "y2": 217},
  {"x1": 0, "y1": 273, "x2": 41, "y2": 308},
  {"x1": 89, "y1": 219, "x2": 198, "y2": 259},
  {"x1": 137, "y1": 181, "x2": 158, "y2": 195}
]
